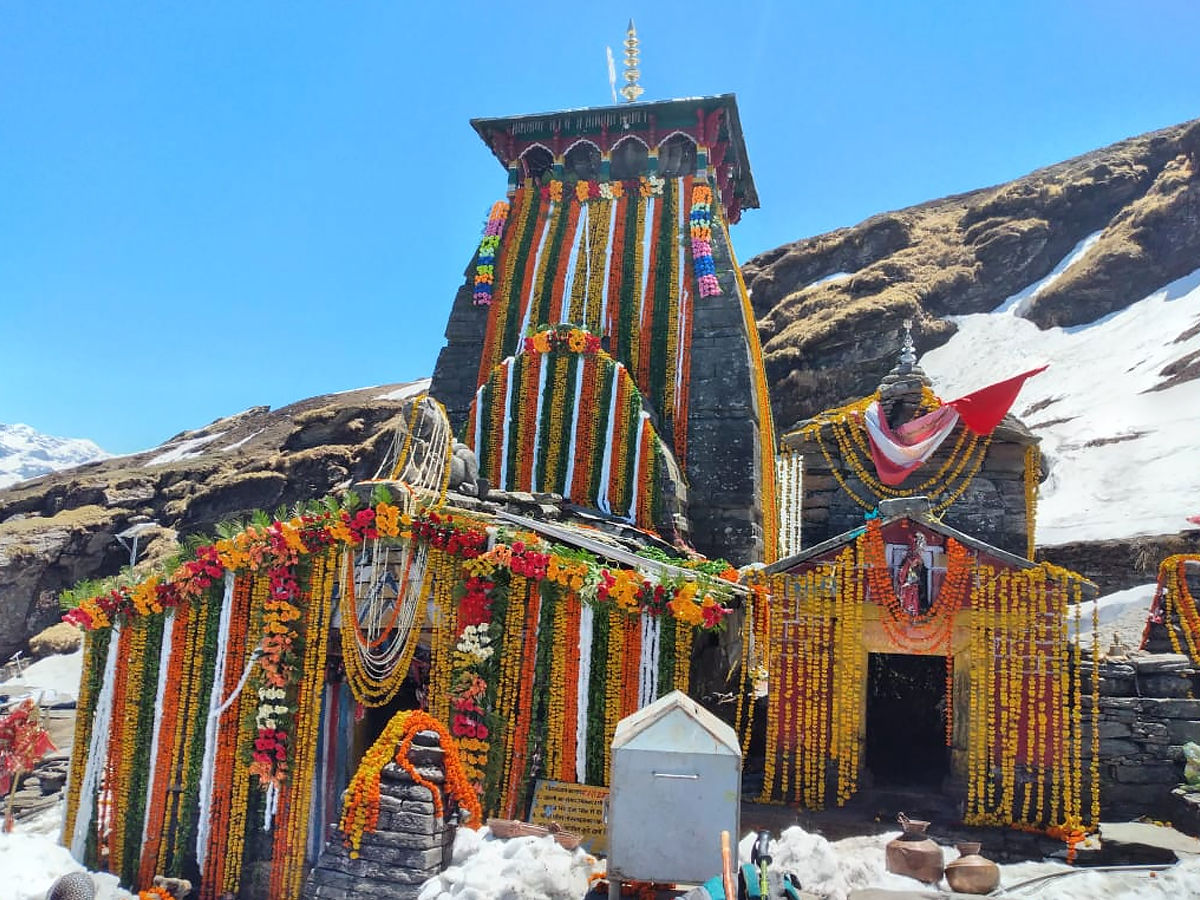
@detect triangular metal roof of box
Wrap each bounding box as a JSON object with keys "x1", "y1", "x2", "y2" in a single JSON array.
[{"x1": 612, "y1": 689, "x2": 741, "y2": 755}]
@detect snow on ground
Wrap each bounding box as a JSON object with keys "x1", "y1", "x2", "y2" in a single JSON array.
[
  {"x1": 741, "y1": 826, "x2": 1200, "y2": 900},
  {"x1": 417, "y1": 827, "x2": 598, "y2": 900},
  {"x1": 1069, "y1": 582, "x2": 1158, "y2": 649},
  {"x1": 0, "y1": 806, "x2": 133, "y2": 900},
  {"x1": 376, "y1": 378, "x2": 433, "y2": 402},
  {"x1": 922, "y1": 267, "x2": 1200, "y2": 546},
  {"x1": 143, "y1": 431, "x2": 226, "y2": 466},
  {"x1": 993, "y1": 230, "x2": 1104, "y2": 315},
  {"x1": 1, "y1": 648, "x2": 83, "y2": 705},
  {"x1": 5, "y1": 807, "x2": 1200, "y2": 900}
]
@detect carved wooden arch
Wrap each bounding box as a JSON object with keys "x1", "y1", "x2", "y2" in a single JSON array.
[
  {"x1": 563, "y1": 139, "x2": 603, "y2": 181},
  {"x1": 518, "y1": 143, "x2": 554, "y2": 180},
  {"x1": 609, "y1": 134, "x2": 650, "y2": 180}
]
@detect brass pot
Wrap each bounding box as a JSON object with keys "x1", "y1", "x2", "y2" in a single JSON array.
[
  {"x1": 945, "y1": 841, "x2": 1000, "y2": 894},
  {"x1": 884, "y1": 813, "x2": 944, "y2": 884}
]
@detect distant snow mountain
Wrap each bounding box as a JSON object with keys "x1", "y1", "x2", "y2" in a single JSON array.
[{"x1": 0, "y1": 424, "x2": 109, "y2": 489}]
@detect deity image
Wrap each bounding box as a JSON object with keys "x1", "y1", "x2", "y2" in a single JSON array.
[{"x1": 896, "y1": 532, "x2": 930, "y2": 616}]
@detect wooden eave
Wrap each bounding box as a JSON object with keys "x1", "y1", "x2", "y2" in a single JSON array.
[
  {"x1": 470, "y1": 93, "x2": 759, "y2": 211},
  {"x1": 763, "y1": 513, "x2": 1097, "y2": 596}
]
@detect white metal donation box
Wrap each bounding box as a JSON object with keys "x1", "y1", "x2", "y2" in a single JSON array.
[{"x1": 607, "y1": 690, "x2": 742, "y2": 887}]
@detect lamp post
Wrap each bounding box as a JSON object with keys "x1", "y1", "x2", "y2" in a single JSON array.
[{"x1": 115, "y1": 520, "x2": 158, "y2": 570}]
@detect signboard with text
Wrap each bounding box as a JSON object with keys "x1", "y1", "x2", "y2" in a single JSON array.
[{"x1": 527, "y1": 779, "x2": 610, "y2": 854}]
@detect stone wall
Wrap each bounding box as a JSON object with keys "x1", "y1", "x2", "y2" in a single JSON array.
[
  {"x1": 1083, "y1": 654, "x2": 1200, "y2": 824},
  {"x1": 429, "y1": 264, "x2": 487, "y2": 434},
  {"x1": 302, "y1": 730, "x2": 457, "y2": 900},
  {"x1": 789, "y1": 420, "x2": 1034, "y2": 559},
  {"x1": 685, "y1": 218, "x2": 767, "y2": 566}
]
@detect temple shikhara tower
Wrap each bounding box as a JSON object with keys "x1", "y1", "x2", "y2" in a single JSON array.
[{"x1": 431, "y1": 49, "x2": 777, "y2": 565}]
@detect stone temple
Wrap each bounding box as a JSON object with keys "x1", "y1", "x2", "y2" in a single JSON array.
[{"x1": 430, "y1": 91, "x2": 779, "y2": 567}]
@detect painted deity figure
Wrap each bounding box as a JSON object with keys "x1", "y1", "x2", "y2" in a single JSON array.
[{"x1": 897, "y1": 532, "x2": 930, "y2": 617}]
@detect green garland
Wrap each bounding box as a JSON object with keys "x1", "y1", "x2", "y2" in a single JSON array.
[
  {"x1": 481, "y1": 572, "x2": 512, "y2": 817},
  {"x1": 500, "y1": 188, "x2": 543, "y2": 355},
  {"x1": 584, "y1": 608, "x2": 610, "y2": 786},
  {"x1": 657, "y1": 614, "x2": 677, "y2": 693},
  {"x1": 649, "y1": 179, "x2": 676, "y2": 438}
]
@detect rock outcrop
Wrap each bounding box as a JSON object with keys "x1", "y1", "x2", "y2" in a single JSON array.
[{"x1": 0, "y1": 381, "x2": 431, "y2": 661}]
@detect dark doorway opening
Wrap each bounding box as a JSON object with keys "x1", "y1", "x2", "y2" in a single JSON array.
[{"x1": 866, "y1": 653, "x2": 949, "y2": 788}]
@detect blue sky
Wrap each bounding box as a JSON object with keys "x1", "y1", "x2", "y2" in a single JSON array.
[{"x1": 3, "y1": 1, "x2": 1199, "y2": 454}]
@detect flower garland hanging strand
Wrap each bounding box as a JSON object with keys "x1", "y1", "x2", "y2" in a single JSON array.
[
  {"x1": 1024, "y1": 444, "x2": 1040, "y2": 560},
  {"x1": 473, "y1": 200, "x2": 510, "y2": 306}
]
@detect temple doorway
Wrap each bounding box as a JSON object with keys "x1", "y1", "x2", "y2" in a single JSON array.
[{"x1": 865, "y1": 653, "x2": 949, "y2": 788}]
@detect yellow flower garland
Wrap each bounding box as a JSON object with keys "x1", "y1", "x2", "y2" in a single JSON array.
[{"x1": 1024, "y1": 444, "x2": 1040, "y2": 560}]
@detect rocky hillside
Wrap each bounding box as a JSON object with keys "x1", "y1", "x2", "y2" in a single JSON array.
[
  {"x1": 746, "y1": 117, "x2": 1200, "y2": 433},
  {"x1": 0, "y1": 380, "x2": 429, "y2": 661},
  {"x1": 745, "y1": 117, "x2": 1200, "y2": 589}
]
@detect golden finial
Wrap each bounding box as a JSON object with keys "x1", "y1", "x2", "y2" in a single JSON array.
[{"x1": 620, "y1": 19, "x2": 644, "y2": 103}]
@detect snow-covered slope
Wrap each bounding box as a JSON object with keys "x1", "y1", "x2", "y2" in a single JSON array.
[
  {"x1": 922, "y1": 262, "x2": 1200, "y2": 547},
  {"x1": 0, "y1": 424, "x2": 108, "y2": 490}
]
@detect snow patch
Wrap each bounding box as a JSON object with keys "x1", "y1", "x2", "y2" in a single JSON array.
[
  {"x1": 0, "y1": 816, "x2": 134, "y2": 900},
  {"x1": 2, "y1": 648, "x2": 84, "y2": 705},
  {"x1": 808, "y1": 271, "x2": 853, "y2": 288},
  {"x1": 143, "y1": 431, "x2": 226, "y2": 466},
  {"x1": 0, "y1": 424, "x2": 109, "y2": 489},
  {"x1": 221, "y1": 429, "x2": 264, "y2": 452},
  {"x1": 418, "y1": 829, "x2": 597, "y2": 900},
  {"x1": 1069, "y1": 582, "x2": 1158, "y2": 649},
  {"x1": 740, "y1": 825, "x2": 1200, "y2": 900},
  {"x1": 376, "y1": 378, "x2": 432, "y2": 402},
  {"x1": 994, "y1": 230, "x2": 1104, "y2": 315},
  {"x1": 922, "y1": 268, "x2": 1200, "y2": 545}
]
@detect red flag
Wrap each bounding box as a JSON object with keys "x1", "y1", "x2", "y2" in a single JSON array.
[{"x1": 947, "y1": 365, "x2": 1048, "y2": 435}]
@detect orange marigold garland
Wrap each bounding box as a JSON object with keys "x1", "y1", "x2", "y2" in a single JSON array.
[{"x1": 861, "y1": 519, "x2": 969, "y2": 654}]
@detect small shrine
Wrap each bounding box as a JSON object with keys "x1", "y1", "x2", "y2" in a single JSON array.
[{"x1": 737, "y1": 324, "x2": 1101, "y2": 835}]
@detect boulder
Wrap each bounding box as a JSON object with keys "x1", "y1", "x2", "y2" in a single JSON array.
[{"x1": 28, "y1": 622, "x2": 82, "y2": 658}]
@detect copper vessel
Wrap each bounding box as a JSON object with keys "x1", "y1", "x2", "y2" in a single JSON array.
[
  {"x1": 884, "y1": 813, "x2": 944, "y2": 884},
  {"x1": 945, "y1": 841, "x2": 1000, "y2": 894}
]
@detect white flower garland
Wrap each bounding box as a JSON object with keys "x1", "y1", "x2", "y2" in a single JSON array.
[
  {"x1": 574, "y1": 604, "x2": 594, "y2": 782},
  {"x1": 561, "y1": 361, "x2": 585, "y2": 496},
  {"x1": 595, "y1": 371, "x2": 622, "y2": 514},
  {"x1": 196, "y1": 572, "x2": 236, "y2": 872},
  {"x1": 518, "y1": 204, "x2": 556, "y2": 337},
  {"x1": 496, "y1": 356, "x2": 516, "y2": 490},
  {"x1": 637, "y1": 612, "x2": 661, "y2": 707}
]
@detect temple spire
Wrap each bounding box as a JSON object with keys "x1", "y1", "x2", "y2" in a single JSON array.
[
  {"x1": 878, "y1": 317, "x2": 932, "y2": 425},
  {"x1": 620, "y1": 19, "x2": 645, "y2": 103}
]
